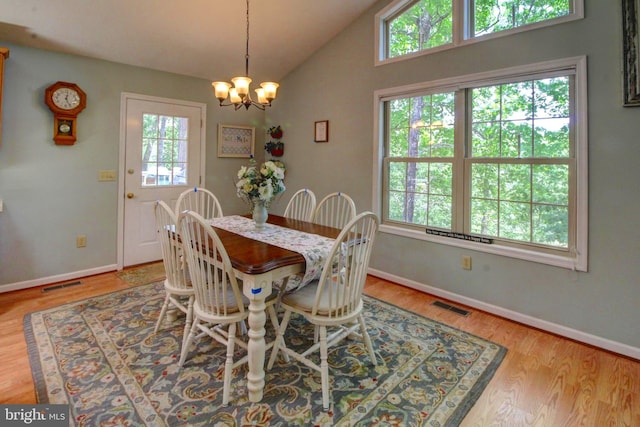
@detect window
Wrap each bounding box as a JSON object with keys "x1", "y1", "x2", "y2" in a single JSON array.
[
  {"x1": 386, "y1": 0, "x2": 453, "y2": 58},
  {"x1": 469, "y1": 77, "x2": 571, "y2": 247},
  {"x1": 141, "y1": 114, "x2": 189, "y2": 187},
  {"x1": 376, "y1": 0, "x2": 583, "y2": 63},
  {"x1": 473, "y1": 0, "x2": 572, "y2": 37},
  {"x1": 374, "y1": 57, "x2": 588, "y2": 270},
  {"x1": 387, "y1": 92, "x2": 456, "y2": 229}
]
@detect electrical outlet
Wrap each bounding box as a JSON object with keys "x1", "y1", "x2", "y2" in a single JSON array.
[
  {"x1": 462, "y1": 255, "x2": 472, "y2": 270},
  {"x1": 76, "y1": 235, "x2": 87, "y2": 248}
]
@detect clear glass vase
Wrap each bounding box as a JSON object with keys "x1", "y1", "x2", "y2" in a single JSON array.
[{"x1": 252, "y1": 201, "x2": 268, "y2": 229}]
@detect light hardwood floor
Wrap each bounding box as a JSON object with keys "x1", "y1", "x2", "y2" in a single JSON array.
[{"x1": 1, "y1": 269, "x2": 638, "y2": 426}]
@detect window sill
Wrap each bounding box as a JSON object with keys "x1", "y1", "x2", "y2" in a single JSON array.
[{"x1": 379, "y1": 223, "x2": 587, "y2": 272}]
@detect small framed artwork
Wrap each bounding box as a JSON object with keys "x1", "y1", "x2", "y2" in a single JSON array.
[
  {"x1": 218, "y1": 124, "x2": 255, "y2": 157},
  {"x1": 623, "y1": 0, "x2": 640, "y2": 106},
  {"x1": 314, "y1": 120, "x2": 329, "y2": 142}
]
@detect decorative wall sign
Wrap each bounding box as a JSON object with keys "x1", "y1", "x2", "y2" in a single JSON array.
[
  {"x1": 217, "y1": 124, "x2": 255, "y2": 158},
  {"x1": 314, "y1": 120, "x2": 329, "y2": 142},
  {"x1": 623, "y1": 0, "x2": 640, "y2": 106}
]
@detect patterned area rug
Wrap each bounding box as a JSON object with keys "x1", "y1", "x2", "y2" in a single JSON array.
[
  {"x1": 24, "y1": 282, "x2": 506, "y2": 426},
  {"x1": 116, "y1": 262, "x2": 166, "y2": 286}
]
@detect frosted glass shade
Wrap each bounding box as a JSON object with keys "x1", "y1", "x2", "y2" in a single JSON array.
[
  {"x1": 231, "y1": 77, "x2": 252, "y2": 97},
  {"x1": 229, "y1": 88, "x2": 242, "y2": 104},
  {"x1": 260, "y1": 82, "x2": 279, "y2": 101},
  {"x1": 255, "y1": 88, "x2": 268, "y2": 104},
  {"x1": 212, "y1": 81, "x2": 231, "y2": 101}
]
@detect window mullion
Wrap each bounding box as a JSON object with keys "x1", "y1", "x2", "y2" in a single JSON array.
[
  {"x1": 453, "y1": 89, "x2": 467, "y2": 233},
  {"x1": 454, "y1": 0, "x2": 466, "y2": 45}
]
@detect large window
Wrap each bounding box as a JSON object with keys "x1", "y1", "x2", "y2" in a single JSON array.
[
  {"x1": 375, "y1": 57, "x2": 588, "y2": 270},
  {"x1": 377, "y1": 0, "x2": 583, "y2": 63},
  {"x1": 469, "y1": 77, "x2": 571, "y2": 247}
]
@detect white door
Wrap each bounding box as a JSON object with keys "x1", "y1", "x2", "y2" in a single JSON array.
[{"x1": 119, "y1": 93, "x2": 205, "y2": 267}]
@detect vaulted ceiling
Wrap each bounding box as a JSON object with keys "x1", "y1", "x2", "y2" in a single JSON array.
[{"x1": 0, "y1": 0, "x2": 379, "y2": 83}]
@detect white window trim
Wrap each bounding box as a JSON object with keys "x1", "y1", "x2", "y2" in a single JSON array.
[
  {"x1": 374, "y1": 0, "x2": 585, "y2": 67},
  {"x1": 372, "y1": 56, "x2": 588, "y2": 271}
]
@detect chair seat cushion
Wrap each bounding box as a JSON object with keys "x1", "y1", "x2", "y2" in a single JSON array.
[
  {"x1": 281, "y1": 280, "x2": 346, "y2": 315},
  {"x1": 195, "y1": 283, "x2": 245, "y2": 314}
]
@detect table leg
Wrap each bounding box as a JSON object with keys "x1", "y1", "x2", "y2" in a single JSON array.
[{"x1": 241, "y1": 273, "x2": 272, "y2": 403}]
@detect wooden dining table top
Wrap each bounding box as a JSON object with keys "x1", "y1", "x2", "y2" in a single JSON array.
[{"x1": 211, "y1": 214, "x2": 341, "y2": 275}]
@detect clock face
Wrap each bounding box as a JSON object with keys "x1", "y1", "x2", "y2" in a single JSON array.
[{"x1": 52, "y1": 87, "x2": 81, "y2": 110}]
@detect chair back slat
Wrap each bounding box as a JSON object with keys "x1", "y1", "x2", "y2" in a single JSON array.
[
  {"x1": 312, "y1": 192, "x2": 356, "y2": 229},
  {"x1": 175, "y1": 187, "x2": 224, "y2": 219},
  {"x1": 154, "y1": 200, "x2": 190, "y2": 290},
  {"x1": 284, "y1": 188, "x2": 317, "y2": 222},
  {"x1": 178, "y1": 210, "x2": 245, "y2": 320},
  {"x1": 312, "y1": 212, "x2": 379, "y2": 319}
]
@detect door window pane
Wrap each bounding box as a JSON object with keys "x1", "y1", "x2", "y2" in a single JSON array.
[{"x1": 141, "y1": 114, "x2": 189, "y2": 187}]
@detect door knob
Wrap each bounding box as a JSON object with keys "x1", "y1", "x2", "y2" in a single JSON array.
[{"x1": 127, "y1": 193, "x2": 134, "y2": 199}]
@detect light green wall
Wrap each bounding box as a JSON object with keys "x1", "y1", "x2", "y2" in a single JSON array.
[
  {"x1": 267, "y1": 0, "x2": 640, "y2": 352},
  {"x1": 1, "y1": 0, "x2": 638, "y2": 354},
  {"x1": 0, "y1": 42, "x2": 265, "y2": 285}
]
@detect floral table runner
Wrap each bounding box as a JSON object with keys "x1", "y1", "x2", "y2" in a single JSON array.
[{"x1": 209, "y1": 215, "x2": 335, "y2": 292}]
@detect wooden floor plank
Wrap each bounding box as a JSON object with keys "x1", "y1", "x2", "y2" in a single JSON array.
[{"x1": 0, "y1": 270, "x2": 638, "y2": 426}]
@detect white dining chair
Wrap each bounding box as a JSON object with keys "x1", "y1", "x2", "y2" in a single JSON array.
[
  {"x1": 312, "y1": 192, "x2": 356, "y2": 229},
  {"x1": 175, "y1": 187, "x2": 224, "y2": 218},
  {"x1": 177, "y1": 210, "x2": 280, "y2": 406},
  {"x1": 283, "y1": 188, "x2": 317, "y2": 222},
  {"x1": 153, "y1": 200, "x2": 194, "y2": 352},
  {"x1": 267, "y1": 211, "x2": 380, "y2": 410}
]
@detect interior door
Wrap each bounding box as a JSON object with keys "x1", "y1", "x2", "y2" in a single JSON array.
[{"x1": 120, "y1": 94, "x2": 205, "y2": 267}]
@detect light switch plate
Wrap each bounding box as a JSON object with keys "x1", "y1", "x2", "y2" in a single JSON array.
[{"x1": 98, "y1": 170, "x2": 117, "y2": 181}]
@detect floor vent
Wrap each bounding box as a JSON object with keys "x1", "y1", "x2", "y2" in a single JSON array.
[
  {"x1": 431, "y1": 300, "x2": 471, "y2": 317},
  {"x1": 42, "y1": 280, "x2": 83, "y2": 292}
]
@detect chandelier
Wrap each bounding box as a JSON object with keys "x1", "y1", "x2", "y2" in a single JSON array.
[{"x1": 212, "y1": 0, "x2": 279, "y2": 111}]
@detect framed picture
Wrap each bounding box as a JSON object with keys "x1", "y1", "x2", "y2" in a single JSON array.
[
  {"x1": 217, "y1": 124, "x2": 255, "y2": 157},
  {"x1": 314, "y1": 120, "x2": 329, "y2": 142},
  {"x1": 623, "y1": 0, "x2": 640, "y2": 106}
]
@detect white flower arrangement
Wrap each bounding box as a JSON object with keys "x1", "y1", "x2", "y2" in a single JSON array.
[{"x1": 236, "y1": 157, "x2": 286, "y2": 209}]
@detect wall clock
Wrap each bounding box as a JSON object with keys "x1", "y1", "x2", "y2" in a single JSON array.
[{"x1": 44, "y1": 81, "x2": 87, "y2": 145}]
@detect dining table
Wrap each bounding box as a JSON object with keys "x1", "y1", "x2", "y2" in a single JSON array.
[{"x1": 208, "y1": 213, "x2": 342, "y2": 403}]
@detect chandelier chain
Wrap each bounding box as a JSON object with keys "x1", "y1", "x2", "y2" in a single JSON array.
[{"x1": 245, "y1": 0, "x2": 250, "y2": 76}]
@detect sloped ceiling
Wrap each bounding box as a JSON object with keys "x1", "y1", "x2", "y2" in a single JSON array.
[{"x1": 0, "y1": 0, "x2": 379, "y2": 83}]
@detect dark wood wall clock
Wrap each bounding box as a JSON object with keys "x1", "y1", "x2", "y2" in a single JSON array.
[{"x1": 44, "y1": 81, "x2": 87, "y2": 145}]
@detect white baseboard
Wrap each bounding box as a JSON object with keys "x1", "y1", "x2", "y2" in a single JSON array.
[
  {"x1": 0, "y1": 264, "x2": 118, "y2": 293},
  {"x1": 368, "y1": 268, "x2": 640, "y2": 361}
]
